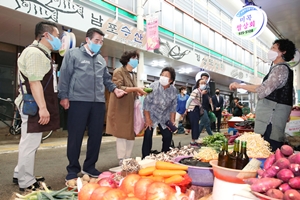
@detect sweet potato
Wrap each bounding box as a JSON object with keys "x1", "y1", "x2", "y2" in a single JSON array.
[
  {"x1": 275, "y1": 148, "x2": 285, "y2": 160},
  {"x1": 288, "y1": 154, "x2": 296, "y2": 163},
  {"x1": 281, "y1": 145, "x2": 294, "y2": 157},
  {"x1": 262, "y1": 165, "x2": 280, "y2": 178},
  {"x1": 257, "y1": 168, "x2": 265, "y2": 177},
  {"x1": 283, "y1": 189, "x2": 300, "y2": 200},
  {"x1": 279, "y1": 183, "x2": 292, "y2": 193},
  {"x1": 264, "y1": 154, "x2": 276, "y2": 170},
  {"x1": 277, "y1": 169, "x2": 294, "y2": 182},
  {"x1": 244, "y1": 178, "x2": 259, "y2": 185},
  {"x1": 274, "y1": 158, "x2": 290, "y2": 169},
  {"x1": 289, "y1": 164, "x2": 300, "y2": 176},
  {"x1": 266, "y1": 189, "x2": 284, "y2": 199},
  {"x1": 288, "y1": 153, "x2": 300, "y2": 164},
  {"x1": 288, "y1": 177, "x2": 300, "y2": 189},
  {"x1": 250, "y1": 178, "x2": 282, "y2": 193}
]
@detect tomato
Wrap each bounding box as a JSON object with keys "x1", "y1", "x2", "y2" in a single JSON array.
[
  {"x1": 102, "y1": 188, "x2": 127, "y2": 200},
  {"x1": 146, "y1": 182, "x2": 175, "y2": 200},
  {"x1": 122, "y1": 197, "x2": 141, "y2": 200},
  {"x1": 78, "y1": 183, "x2": 100, "y2": 200},
  {"x1": 89, "y1": 186, "x2": 111, "y2": 200},
  {"x1": 134, "y1": 178, "x2": 154, "y2": 200},
  {"x1": 120, "y1": 174, "x2": 141, "y2": 194}
]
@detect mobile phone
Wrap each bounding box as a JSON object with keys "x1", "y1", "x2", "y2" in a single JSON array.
[{"x1": 165, "y1": 120, "x2": 178, "y2": 132}]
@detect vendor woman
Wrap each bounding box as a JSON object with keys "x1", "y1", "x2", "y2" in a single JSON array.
[{"x1": 229, "y1": 39, "x2": 296, "y2": 151}]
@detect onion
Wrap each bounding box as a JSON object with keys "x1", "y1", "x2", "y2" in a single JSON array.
[{"x1": 97, "y1": 177, "x2": 117, "y2": 188}]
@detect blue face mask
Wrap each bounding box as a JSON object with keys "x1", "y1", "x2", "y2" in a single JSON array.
[
  {"x1": 47, "y1": 33, "x2": 62, "y2": 51},
  {"x1": 88, "y1": 39, "x2": 102, "y2": 53},
  {"x1": 128, "y1": 58, "x2": 139, "y2": 69}
]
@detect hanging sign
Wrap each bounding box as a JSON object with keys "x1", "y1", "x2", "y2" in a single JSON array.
[
  {"x1": 146, "y1": 16, "x2": 160, "y2": 50},
  {"x1": 232, "y1": 5, "x2": 267, "y2": 39}
]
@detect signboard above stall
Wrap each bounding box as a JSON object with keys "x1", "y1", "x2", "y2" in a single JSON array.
[{"x1": 232, "y1": 5, "x2": 267, "y2": 39}]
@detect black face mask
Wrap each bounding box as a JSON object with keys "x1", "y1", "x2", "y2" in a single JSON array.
[{"x1": 215, "y1": 92, "x2": 220, "y2": 95}]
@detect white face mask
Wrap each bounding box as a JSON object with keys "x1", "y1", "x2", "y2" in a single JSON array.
[
  {"x1": 267, "y1": 50, "x2": 278, "y2": 61},
  {"x1": 200, "y1": 84, "x2": 206, "y2": 90},
  {"x1": 159, "y1": 76, "x2": 169, "y2": 86},
  {"x1": 183, "y1": 90, "x2": 187, "y2": 94}
]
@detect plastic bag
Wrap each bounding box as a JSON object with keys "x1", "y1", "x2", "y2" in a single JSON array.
[
  {"x1": 134, "y1": 99, "x2": 144, "y2": 135},
  {"x1": 208, "y1": 111, "x2": 216, "y2": 122}
]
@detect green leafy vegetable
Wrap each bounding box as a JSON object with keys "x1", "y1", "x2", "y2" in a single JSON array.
[{"x1": 202, "y1": 133, "x2": 226, "y2": 149}]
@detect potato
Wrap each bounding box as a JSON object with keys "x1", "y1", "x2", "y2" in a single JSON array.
[
  {"x1": 288, "y1": 177, "x2": 300, "y2": 189},
  {"x1": 274, "y1": 158, "x2": 290, "y2": 170},
  {"x1": 283, "y1": 189, "x2": 300, "y2": 200},
  {"x1": 280, "y1": 145, "x2": 294, "y2": 157},
  {"x1": 82, "y1": 174, "x2": 90, "y2": 182},
  {"x1": 82, "y1": 180, "x2": 88, "y2": 185},
  {"x1": 89, "y1": 178, "x2": 97, "y2": 183},
  {"x1": 266, "y1": 189, "x2": 283, "y2": 199},
  {"x1": 250, "y1": 178, "x2": 282, "y2": 193},
  {"x1": 67, "y1": 179, "x2": 76, "y2": 187},
  {"x1": 277, "y1": 169, "x2": 294, "y2": 183}
]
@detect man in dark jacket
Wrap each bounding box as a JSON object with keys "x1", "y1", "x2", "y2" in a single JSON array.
[
  {"x1": 212, "y1": 88, "x2": 224, "y2": 132},
  {"x1": 58, "y1": 28, "x2": 126, "y2": 181}
]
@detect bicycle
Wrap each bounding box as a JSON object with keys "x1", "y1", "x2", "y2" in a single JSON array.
[{"x1": 0, "y1": 97, "x2": 53, "y2": 141}]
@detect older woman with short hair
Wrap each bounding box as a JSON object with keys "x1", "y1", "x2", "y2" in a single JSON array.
[
  {"x1": 106, "y1": 50, "x2": 147, "y2": 164},
  {"x1": 142, "y1": 67, "x2": 177, "y2": 158}
]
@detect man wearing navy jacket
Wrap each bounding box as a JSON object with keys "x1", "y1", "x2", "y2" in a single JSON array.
[{"x1": 212, "y1": 88, "x2": 224, "y2": 132}]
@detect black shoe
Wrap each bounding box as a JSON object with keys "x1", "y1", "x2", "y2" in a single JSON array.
[
  {"x1": 19, "y1": 181, "x2": 51, "y2": 192},
  {"x1": 13, "y1": 176, "x2": 45, "y2": 185}
]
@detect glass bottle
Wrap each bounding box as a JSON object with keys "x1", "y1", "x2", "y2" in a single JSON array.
[
  {"x1": 228, "y1": 140, "x2": 240, "y2": 169},
  {"x1": 218, "y1": 138, "x2": 229, "y2": 167},
  {"x1": 236, "y1": 141, "x2": 249, "y2": 169}
]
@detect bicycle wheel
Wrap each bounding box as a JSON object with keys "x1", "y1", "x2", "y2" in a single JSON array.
[{"x1": 42, "y1": 130, "x2": 53, "y2": 141}]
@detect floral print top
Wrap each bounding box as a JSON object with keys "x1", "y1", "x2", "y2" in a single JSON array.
[
  {"x1": 256, "y1": 64, "x2": 290, "y2": 99},
  {"x1": 143, "y1": 81, "x2": 177, "y2": 129}
]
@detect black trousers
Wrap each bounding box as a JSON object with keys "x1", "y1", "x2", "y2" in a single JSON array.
[
  {"x1": 187, "y1": 106, "x2": 201, "y2": 140},
  {"x1": 212, "y1": 110, "x2": 222, "y2": 131},
  {"x1": 142, "y1": 124, "x2": 173, "y2": 158},
  {"x1": 263, "y1": 123, "x2": 284, "y2": 152},
  {"x1": 66, "y1": 101, "x2": 105, "y2": 179}
]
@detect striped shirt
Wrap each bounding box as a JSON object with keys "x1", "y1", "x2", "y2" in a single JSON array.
[
  {"x1": 187, "y1": 88, "x2": 203, "y2": 111},
  {"x1": 15, "y1": 40, "x2": 52, "y2": 107}
]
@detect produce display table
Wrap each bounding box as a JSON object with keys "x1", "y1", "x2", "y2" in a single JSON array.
[{"x1": 222, "y1": 114, "x2": 232, "y2": 122}]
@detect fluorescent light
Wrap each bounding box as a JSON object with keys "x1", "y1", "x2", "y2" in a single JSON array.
[
  {"x1": 151, "y1": 60, "x2": 166, "y2": 67},
  {"x1": 178, "y1": 68, "x2": 192, "y2": 74}
]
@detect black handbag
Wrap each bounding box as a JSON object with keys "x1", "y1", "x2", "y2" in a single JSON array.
[{"x1": 182, "y1": 114, "x2": 191, "y2": 129}]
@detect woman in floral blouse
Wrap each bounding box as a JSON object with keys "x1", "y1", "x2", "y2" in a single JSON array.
[
  {"x1": 142, "y1": 67, "x2": 177, "y2": 158},
  {"x1": 229, "y1": 39, "x2": 296, "y2": 151}
]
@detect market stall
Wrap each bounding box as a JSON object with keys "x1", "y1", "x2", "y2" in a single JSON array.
[{"x1": 14, "y1": 132, "x2": 300, "y2": 200}]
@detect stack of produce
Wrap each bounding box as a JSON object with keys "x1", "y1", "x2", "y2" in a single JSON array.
[
  {"x1": 78, "y1": 173, "x2": 191, "y2": 200},
  {"x1": 194, "y1": 147, "x2": 218, "y2": 162},
  {"x1": 201, "y1": 133, "x2": 226, "y2": 149},
  {"x1": 14, "y1": 182, "x2": 78, "y2": 200},
  {"x1": 138, "y1": 161, "x2": 190, "y2": 187},
  {"x1": 145, "y1": 145, "x2": 197, "y2": 162},
  {"x1": 236, "y1": 132, "x2": 272, "y2": 158},
  {"x1": 246, "y1": 144, "x2": 300, "y2": 199}
]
